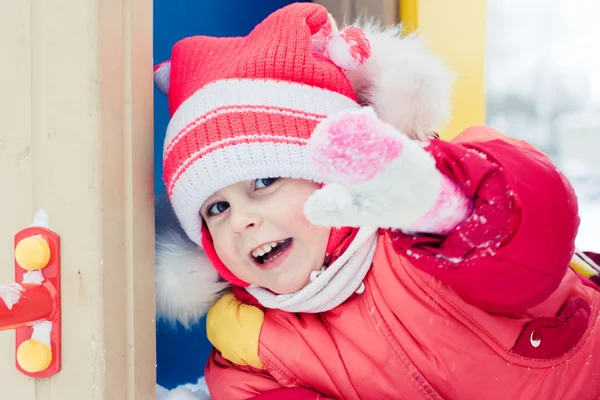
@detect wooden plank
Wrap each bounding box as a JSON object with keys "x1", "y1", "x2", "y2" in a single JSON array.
[
  {"x1": 0, "y1": 1, "x2": 37, "y2": 396},
  {"x1": 0, "y1": 0, "x2": 155, "y2": 398}
]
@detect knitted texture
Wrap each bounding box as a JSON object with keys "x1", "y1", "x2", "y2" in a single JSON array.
[{"x1": 160, "y1": 3, "x2": 366, "y2": 286}]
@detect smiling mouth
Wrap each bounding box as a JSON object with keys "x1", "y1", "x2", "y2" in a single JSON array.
[{"x1": 251, "y1": 238, "x2": 293, "y2": 265}]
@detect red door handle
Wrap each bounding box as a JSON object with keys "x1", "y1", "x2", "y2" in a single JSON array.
[
  {"x1": 0, "y1": 210, "x2": 61, "y2": 378},
  {"x1": 0, "y1": 283, "x2": 54, "y2": 329}
]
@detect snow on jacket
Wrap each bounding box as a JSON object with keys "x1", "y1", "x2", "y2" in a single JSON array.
[{"x1": 203, "y1": 127, "x2": 600, "y2": 400}]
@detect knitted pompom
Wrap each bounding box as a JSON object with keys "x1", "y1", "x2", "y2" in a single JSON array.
[
  {"x1": 312, "y1": 13, "x2": 371, "y2": 71},
  {"x1": 153, "y1": 61, "x2": 171, "y2": 95},
  {"x1": 325, "y1": 27, "x2": 372, "y2": 70}
]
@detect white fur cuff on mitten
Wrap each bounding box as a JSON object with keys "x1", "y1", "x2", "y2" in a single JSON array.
[{"x1": 402, "y1": 173, "x2": 473, "y2": 235}]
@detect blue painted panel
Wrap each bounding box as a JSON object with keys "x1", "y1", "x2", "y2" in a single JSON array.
[{"x1": 153, "y1": 0, "x2": 307, "y2": 389}]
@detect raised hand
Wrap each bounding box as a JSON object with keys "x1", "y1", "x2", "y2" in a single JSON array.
[{"x1": 305, "y1": 107, "x2": 471, "y2": 234}]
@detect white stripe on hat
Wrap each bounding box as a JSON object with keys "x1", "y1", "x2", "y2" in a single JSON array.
[
  {"x1": 164, "y1": 78, "x2": 359, "y2": 156},
  {"x1": 169, "y1": 141, "x2": 323, "y2": 245},
  {"x1": 167, "y1": 134, "x2": 310, "y2": 194}
]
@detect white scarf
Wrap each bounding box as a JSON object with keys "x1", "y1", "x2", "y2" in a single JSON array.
[{"x1": 247, "y1": 227, "x2": 379, "y2": 313}]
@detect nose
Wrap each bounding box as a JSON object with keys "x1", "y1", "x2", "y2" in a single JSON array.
[{"x1": 230, "y1": 208, "x2": 263, "y2": 234}]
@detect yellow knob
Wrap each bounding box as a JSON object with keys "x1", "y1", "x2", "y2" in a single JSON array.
[
  {"x1": 17, "y1": 339, "x2": 52, "y2": 373},
  {"x1": 15, "y1": 236, "x2": 51, "y2": 270}
]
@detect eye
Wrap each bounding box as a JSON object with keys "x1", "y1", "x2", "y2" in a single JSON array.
[
  {"x1": 206, "y1": 201, "x2": 229, "y2": 217},
  {"x1": 255, "y1": 178, "x2": 279, "y2": 190}
]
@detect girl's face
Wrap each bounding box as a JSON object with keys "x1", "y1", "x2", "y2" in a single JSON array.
[{"x1": 200, "y1": 178, "x2": 331, "y2": 294}]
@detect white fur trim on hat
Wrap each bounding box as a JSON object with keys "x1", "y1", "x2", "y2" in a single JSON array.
[
  {"x1": 155, "y1": 195, "x2": 228, "y2": 327},
  {"x1": 341, "y1": 19, "x2": 456, "y2": 140}
]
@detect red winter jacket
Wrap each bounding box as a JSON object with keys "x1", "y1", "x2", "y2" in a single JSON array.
[{"x1": 204, "y1": 127, "x2": 600, "y2": 400}]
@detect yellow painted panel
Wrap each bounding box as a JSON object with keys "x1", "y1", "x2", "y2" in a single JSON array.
[
  {"x1": 399, "y1": 0, "x2": 419, "y2": 32},
  {"x1": 400, "y1": 0, "x2": 487, "y2": 140}
]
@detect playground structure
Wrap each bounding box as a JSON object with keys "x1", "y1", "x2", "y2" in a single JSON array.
[{"x1": 0, "y1": 0, "x2": 155, "y2": 398}]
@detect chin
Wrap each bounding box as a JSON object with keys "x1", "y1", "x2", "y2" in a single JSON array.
[
  {"x1": 267, "y1": 283, "x2": 302, "y2": 295},
  {"x1": 268, "y1": 269, "x2": 314, "y2": 295}
]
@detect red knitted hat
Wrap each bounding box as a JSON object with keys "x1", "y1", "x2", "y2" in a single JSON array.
[{"x1": 154, "y1": 3, "x2": 371, "y2": 286}]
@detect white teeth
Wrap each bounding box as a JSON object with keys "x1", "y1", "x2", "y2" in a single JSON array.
[
  {"x1": 253, "y1": 248, "x2": 265, "y2": 257},
  {"x1": 252, "y1": 242, "x2": 276, "y2": 258},
  {"x1": 252, "y1": 240, "x2": 287, "y2": 259}
]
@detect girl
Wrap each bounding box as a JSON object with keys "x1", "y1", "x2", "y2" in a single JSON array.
[{"x1": 154, "y1": 3, "x2": 600, "y2": 399}]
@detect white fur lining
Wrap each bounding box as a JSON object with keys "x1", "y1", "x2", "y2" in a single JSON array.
[
  {"x1": 155, "y1": 195, "x2": 228, "y2": 328},
  {"x1": 155, "y1": 228, "x2": 228, "y2": 328},
  {"x1": 157, "y1": 378, "x2": 210, "y2": 400},
  {"x1": 342, "y1": 19, "x2": 456, "y2": 140}
]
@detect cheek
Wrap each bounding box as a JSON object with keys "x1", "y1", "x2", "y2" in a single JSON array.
[
  {"x1": 211, "y1": 231, "x2": 253, "y2": 280},
  {"x1": 283, "y1": 194, "x2": 314, "y2": 227},
  {"x1": 284, "y1": 197, "x2": 331, "y2": 253},
  {"x1": 283, "y1": 183, "x2": 320, "y2": 221},
  {"x1": 284, "y1": 184, "x2": 330, "y2": 234},
  {"x1": 210, "y1": 229, "x2": 236, "y2": 264}
]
